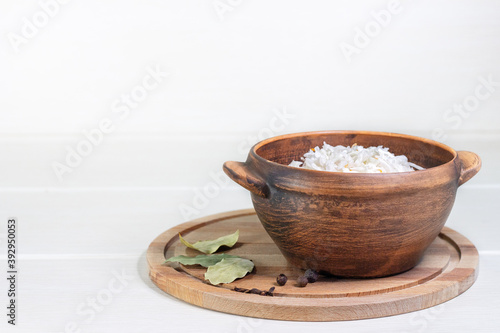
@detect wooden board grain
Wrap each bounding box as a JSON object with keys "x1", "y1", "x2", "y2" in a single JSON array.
[{"x1": 147, "y1": 209, "x2": 479, "y2": 321}]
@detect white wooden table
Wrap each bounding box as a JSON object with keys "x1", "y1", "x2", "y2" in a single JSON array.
[{"x1": 1, "y1": 139, "x2": 499, "y2": 333}]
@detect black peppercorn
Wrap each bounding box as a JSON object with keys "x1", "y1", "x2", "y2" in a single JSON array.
[
  {"x1": 276, "y1": 273, "x2": 288, "y2": 286},
  {"x1": 297, "y1": 276, "x2": 308, "y2": 287},
  {"x1": 304, "y1": 269, "x2": 319, "y2": 283}
]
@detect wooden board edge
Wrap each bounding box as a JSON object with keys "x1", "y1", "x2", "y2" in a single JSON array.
[{"x1": 146, "y1": 210, "x2": 479, "y2": 321}]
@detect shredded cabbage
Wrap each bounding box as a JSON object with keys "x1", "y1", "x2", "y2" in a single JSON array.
[{"x1": 289, "y1": 142, "x2": 424, "y2": 173}]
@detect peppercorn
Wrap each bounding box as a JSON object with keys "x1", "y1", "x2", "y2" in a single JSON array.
[
  {"x1": 249, "y1": 288, "x2": 261, "y2": 294},
  {"x1": 304, "y1": 269, "x2": 319, "y2": 283},
  {"x1": 233, "y1": 286, "x2": 275, "y2": 296},
  {"x1": 276, "y1": 273, "x2": 288, "y2": 286},
  {"x1": 297, "y1": 276, "x2": 308, "y2": 287}
]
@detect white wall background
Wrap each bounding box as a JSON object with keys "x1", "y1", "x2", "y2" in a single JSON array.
[
  {"x1": 0, "y1": 1, "x2": 499, "y2": 332},
  {"x1": 1, "y1": 0, "x2": 499, "y2": 217}
]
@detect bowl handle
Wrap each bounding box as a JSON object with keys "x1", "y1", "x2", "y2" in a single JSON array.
[
  {"x1": 457, "y1": 151, "x2": 482, "y2": 186},
  {"x1": 223, "y1": 161, "x2": 270, "y2": 198}
]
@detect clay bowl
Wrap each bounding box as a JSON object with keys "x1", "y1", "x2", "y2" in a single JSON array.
[{"x1": 223, "y1": 131, "x2": 481, "y2": 278}]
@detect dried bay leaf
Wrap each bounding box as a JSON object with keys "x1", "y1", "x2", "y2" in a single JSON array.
[
  {"x1": 179, "y1": 230, "x2": 239, "y2": 254},
  {"x1": 164, "y1": 254, "x2": 240, "y2": 267},
  {"x1": 204, "y1": 258, "x2": 254, "y2": 285}
]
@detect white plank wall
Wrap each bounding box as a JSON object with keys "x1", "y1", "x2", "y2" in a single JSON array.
[{"x1": 0, "y1": 0, "x2": 499, "y2": 332}]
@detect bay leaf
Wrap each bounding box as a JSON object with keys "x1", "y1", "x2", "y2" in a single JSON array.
[
  {"x1": 164, "y1": 254, "x2": 240, "y2": 267},
  {"x1": 204, "y1": 258, "x2": 254, "y2": 285},
  {"x1": 179, "y1": 230, "x2": 239, "y2": 254}
]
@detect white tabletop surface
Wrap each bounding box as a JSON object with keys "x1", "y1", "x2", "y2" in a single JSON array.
[
  {"x1": 1, "y1": 163, "x2": 499, "y2": 333},
  {"x1": 1, "y1": 0, "x2": 499, "y2": 332}
]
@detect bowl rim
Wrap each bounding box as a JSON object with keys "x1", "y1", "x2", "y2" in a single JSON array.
[{"x1": 250, "y1": 130, "x2": 458, "y2": 177}]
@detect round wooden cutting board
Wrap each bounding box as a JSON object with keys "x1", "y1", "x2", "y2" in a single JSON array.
[{"x1": 147, "y1": 209, "x2": 478, "y2": 321}]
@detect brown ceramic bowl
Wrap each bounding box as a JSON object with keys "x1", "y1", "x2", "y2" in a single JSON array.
[{"x1": 223, "y1": 131, "x2": 481, "y2": 278}]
